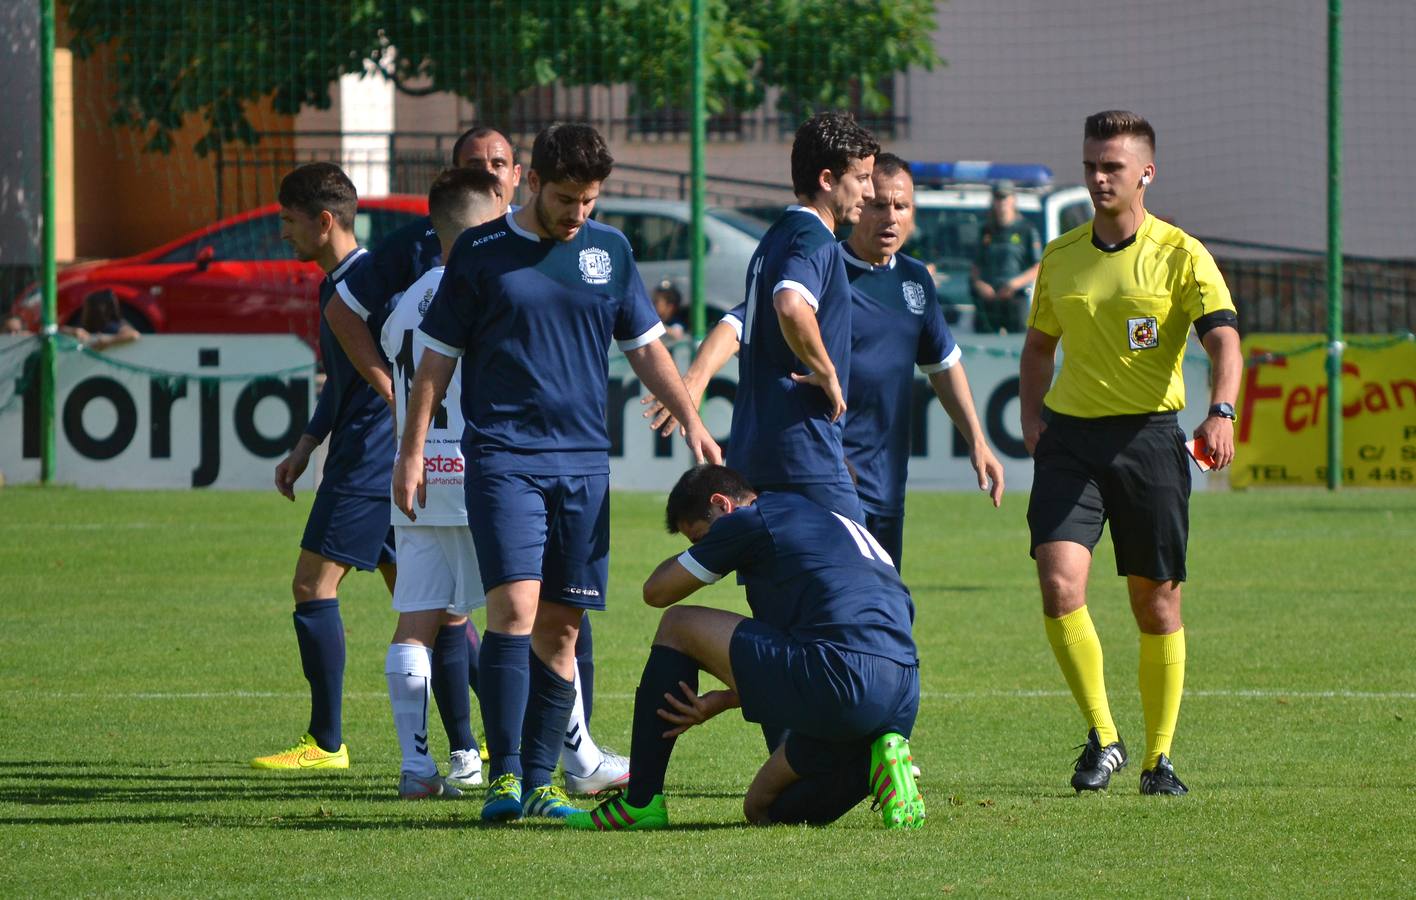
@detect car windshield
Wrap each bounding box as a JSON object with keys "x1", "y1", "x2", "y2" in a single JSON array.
[
  {"x1": 905, "y1": 207, "x2": 1046, "y2": 306},
  {"x1": 706, "y1": 208, "x2": 771, "y2": 240}
]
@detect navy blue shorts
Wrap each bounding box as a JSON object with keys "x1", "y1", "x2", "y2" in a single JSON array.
[
  {"x1": 864, "y1": 512, "x2": 904, "y2": 573},
  {"x1": 465, "y1": 471, "x2": 609, "y2": 610},
  {"x1": 729, "y1": 619, "x2": 919, "y2": 780},
  {"x1": 755, "y1": 480, "x2": 865, "y2": 525},
  {"x1": 301, "y1": 491, "x2": 396, "y2": 572}
]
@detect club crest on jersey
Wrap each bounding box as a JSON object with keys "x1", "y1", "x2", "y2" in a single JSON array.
[
  {"x1": 1127, "y1": 316, "x2": 1159, "y2": 350},
  {"x1": 902, "y1": 281, "x2": 927, "y2": 315},
  {"x1": 578, "y1": 248, "x2": 613, "y2": 285},
  {"x1": 418, "y1": 287, "x2": 435, "y2": 316}
]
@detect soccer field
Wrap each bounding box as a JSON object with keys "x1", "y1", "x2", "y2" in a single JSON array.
[{"x1": 1, "y1": 487, "x2": 1413, "y2": 896}]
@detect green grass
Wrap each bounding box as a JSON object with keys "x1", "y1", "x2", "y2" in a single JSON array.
[{"x1": 1, "y1": 486, "x2": 1414, "y2": 896}]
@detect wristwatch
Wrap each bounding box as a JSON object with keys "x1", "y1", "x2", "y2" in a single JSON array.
[{"x1": 1208, "y1": 402, "x2": 1236, "y2": 421}]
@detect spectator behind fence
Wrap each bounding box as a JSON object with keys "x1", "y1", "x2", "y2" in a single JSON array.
[
  {"x1": 3, "y1": 316, "x2": 26, "y2": 335},
  {"x1": 60, "y1": 291, "x2": 141, "y2": 350},
  {"x1": 971, "y1": 181, "x2": 1042, "y2": 334},
  {"x1": 652, "y1": 280, "x2": 688, "y2": 342}
]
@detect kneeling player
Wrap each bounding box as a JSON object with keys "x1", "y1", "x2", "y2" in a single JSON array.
[
  {"x1": 381, "y1": 168, "x2": 504, "y2": 798},
  {"x1": 566, "y1": 465, "x2": 924, "y2": 831}
]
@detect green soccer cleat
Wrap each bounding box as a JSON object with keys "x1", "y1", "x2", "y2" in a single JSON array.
[
  {"x1": 869, "y1": 732, "x2": 925, "y2": 830},
  {"x1": 563, "y1": 791, "x2": 668, "y2": 831}
]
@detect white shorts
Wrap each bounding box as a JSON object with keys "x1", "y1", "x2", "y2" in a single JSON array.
[{"x1": 391, "y1": 525, "x2": 486, "y2": 616}]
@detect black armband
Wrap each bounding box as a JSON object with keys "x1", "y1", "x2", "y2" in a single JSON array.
[{"x1": 1194, "y1": 310, "x2": 1239, "y2": 340}]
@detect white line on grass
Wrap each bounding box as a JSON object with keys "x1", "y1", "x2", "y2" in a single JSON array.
[{"x1": 6, "y1": 688, "x2": 1414, "y2": 701}]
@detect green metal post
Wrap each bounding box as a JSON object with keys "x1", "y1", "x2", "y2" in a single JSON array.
[
  {"x1": 689, "y1": 0, "x2": 707, "y2": 341},
  {"x1": 1325, "y1": 0, "x2": 1343, "y2": 490},
  {"x1": 40, "y1": 0, "x2": 58, "y2": 484}
]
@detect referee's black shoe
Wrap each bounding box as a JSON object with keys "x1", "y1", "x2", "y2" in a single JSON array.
[
  {"x1": 1070, "y1": 728, "x2": 1127, "y2": 792},
  {"x1": 1139, "y1": 754, "x2": 1188, "y2": 796}
]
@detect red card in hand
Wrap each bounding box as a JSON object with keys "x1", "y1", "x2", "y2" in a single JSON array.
[{"x1": 1186, "y1": 437, "x2": 1215, "y2": 472}]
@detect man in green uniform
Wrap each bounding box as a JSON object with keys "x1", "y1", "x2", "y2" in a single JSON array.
[{"x1": 971, "y1": 181, "x2": 1042, "y2": 333}]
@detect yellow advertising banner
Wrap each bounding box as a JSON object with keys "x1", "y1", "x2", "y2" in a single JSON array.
[{"x1": 1233, "y1": 334, "x2": 1416, "y2": 487}]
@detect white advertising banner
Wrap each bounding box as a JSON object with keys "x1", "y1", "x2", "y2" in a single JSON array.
[{"x1": 0, "y1": 335, "x2": 316, "y2": 489}]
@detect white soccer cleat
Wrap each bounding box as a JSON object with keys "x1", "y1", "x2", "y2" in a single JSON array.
[
  {"x1": 562, "y1": 748, "x2": 630, "y2": 795},
  {"x1": 399, "y1": 771, "x2": 463, "y2": 800},
  {"x1": 447, "y1": 749, "x2": 484, "y2": 787}
]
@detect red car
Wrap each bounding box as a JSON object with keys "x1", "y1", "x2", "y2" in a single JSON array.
[{"x1": 13, "y1": 196, "x2": 428, "y2": 348}]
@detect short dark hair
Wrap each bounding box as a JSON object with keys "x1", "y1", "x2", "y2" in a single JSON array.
[
  {"x1": 873, "y1": 152, "x2": 912, "y2": 180},
  {"x1": 428, "y1": 167, "x2": 503, "y2": 236},
  {"x1": 80, "y1": 289, "x2": 121, "y2": 333},
  {"x1": 1085, "y1": 110, "x2": 1156, "y2": 154},
  {"x1": 278, "y1": 162, "x2": 357, "y2": 229},
  {"x1": 451, "y1": 125, "x2": 516, "y2": 166},
  {"x1": 665, "y1": 465, "x2": 756, "y2": 534},
  {"x1": 530, "y1": 122, "x2": 614, "y2": 186},
  {"x1": 790, "y1": 112, "x2": 881, "y2": 197}
]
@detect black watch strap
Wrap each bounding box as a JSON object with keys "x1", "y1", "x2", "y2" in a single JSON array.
[{"x1": 1209, "y1": 401, "x2": 1236, "y2": 420}]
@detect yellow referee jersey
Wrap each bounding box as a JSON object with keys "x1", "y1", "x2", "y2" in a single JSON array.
[{"x1": 1028, "y1": 215, "x2": 1235, "y2": 418}]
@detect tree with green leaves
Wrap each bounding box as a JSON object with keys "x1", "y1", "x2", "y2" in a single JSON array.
[{"x1": 65, "y1": 0, "x2": 940, "y2": 154}]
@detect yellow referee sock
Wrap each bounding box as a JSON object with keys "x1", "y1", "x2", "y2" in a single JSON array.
[
  {"x1": 1138, "y1": 628, "x2": 1186, "y2": 769},
  {"x1": 1044, "y1": 607, "x2": 1118, "y2": 745}
]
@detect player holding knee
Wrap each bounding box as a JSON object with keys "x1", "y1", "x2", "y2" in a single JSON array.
[
  {"x1": 379, "y1": 168, "x2": 508, "y2": 799},
  {"x1": 566, "y1": 465, "x2": 924, "y2": 832}
]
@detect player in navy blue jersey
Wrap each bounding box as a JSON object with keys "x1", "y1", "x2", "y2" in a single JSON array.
[
  {"x1": 252, "y1": 163, "x2": 393, "y2": 770},
  {"x1": 395, "y1": 123, "x2": 721, "y2": 822},
  {"x1": 647, "y1": 154, "x2": 1004, "y2": 569},
  {"x1": 723, "y1": 112, "x2": 879, "y2": 523},
  {"x1": 565, "y1": 465, "x2": 924, "y2": 832}
]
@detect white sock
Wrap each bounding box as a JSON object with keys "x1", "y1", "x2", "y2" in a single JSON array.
[
  {"x1": 385, "y1": 643, "x2": 437, "y2": 777},
  {"x1": 559, "y1": 667, "x2": 604, "y2": 776}
]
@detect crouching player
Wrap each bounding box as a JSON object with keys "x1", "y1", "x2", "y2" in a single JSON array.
[
  {"x1": 566, "y1": 465, "x2": 925, "y2": 831},
  {"x1": 380, "y1": 167, "x2": 505, "y2": 798}
]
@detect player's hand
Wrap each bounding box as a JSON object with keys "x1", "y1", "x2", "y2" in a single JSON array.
[
  {"x1": 274, "y1": 448, "x2": 310, "y2": 501},
  {"x1": 971, "y1": 443, "x2": 1006, "y2": 508},
  {"x1": 997, "y1": 283, "x2": 1016, "y2": 300},
  {"x1": 640, "y1": 392, "x2": 683, "y2": 437},
  {"x1": 1022, "y1": 416, "x2": 1047, "y2": 457},
  {"x1": 683, "y1": 424, "x2": 723, "y2": 466},
  {"x1": 791, "y1": 368, "x2": 846, "y2": 422},
  {"x1": 1193, "y1": 415, "x2": 1236, "y2": 470},
  {"x1": 656, "y1": 683, "x2": 740, "y2": 738},
  {"x1": 392, "y1": 452, "x2": 427, "y2": 521}
]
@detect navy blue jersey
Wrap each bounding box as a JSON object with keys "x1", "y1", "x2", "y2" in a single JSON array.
[
  {"x1": 841, "y1": 246, "x2": 959, "y2": 516},
  {"x1": 337, "y1": 216, "x2": 440, "y2": 322},
  {"x1": 679, "y1": 492, "x2": 917, "y2": 664},
  {"x1": 725, "y1": 206, "x2": 853, "y2": 486},
  {"x1": 417, "y1": 211, "x2": 664, "y2": 476},
  {"x1": 304, "y1": 248, "x2": 396, "y2": 496}
]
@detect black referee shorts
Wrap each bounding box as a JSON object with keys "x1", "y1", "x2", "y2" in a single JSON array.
[{"x1": 1027, "y1": 409, "x2": 1191, "y2": 581}]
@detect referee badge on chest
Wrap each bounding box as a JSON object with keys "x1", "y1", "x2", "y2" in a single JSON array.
[
  {"x1": 578, "y1": 248, "x2": 613, "y2": 285},
  {"x1": 1127, "y1": 316, "x2": 1159, "y2": 350},
  {"x1": 902, "y1": 281, "x2": 927, "y2": 315}
]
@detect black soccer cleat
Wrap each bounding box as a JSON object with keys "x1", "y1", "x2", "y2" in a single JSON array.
[
  {"x1": 1070, "y1": 728, "x2": 1128, "y2": 792},
  {"x1": 1139, "y1": 754, "x2": 1189, "y2": 796}
]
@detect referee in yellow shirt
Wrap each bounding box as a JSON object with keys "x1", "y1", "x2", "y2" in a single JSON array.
[{"x1": 1019, "y1": 110, "x2": 1242, "y2": 796}]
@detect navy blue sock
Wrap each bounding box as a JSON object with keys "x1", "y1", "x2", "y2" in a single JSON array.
[
  {"x1": 431, "y1": 622, "x2": 476, "y2": 753},
  {"x1": 479, "y1": 631, "x2": 530, "y2": 780},
  {"x1": 627, "y1": 645, "x2": 700, "y2": 807},
  {"x1": 292, "y1": 598, "x2": 344, "y2": 753},
  {"x1": 576, "y1": 612, "x2": 594, "y2": 725},
  {"x1": 465, "y1": 625, "x2": 481, "y2": 699},
  {"x1": 522, "y1": 651, "x2": 577, "y2": 790}
]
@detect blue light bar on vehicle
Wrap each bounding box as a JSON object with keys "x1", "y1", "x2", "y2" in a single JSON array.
[{"x1": 909, "y1": 161, "x2": 1053, "y2": 187}]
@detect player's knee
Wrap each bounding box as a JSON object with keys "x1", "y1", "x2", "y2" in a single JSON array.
[
  {"x1": 652, "y1": 606, "x2": 691, "y2": 651},
  {"x1": 742, "y1": 790, "x2": 773, "y2": 826},
  {"x1": 291, "y1": 575, "x2": 320, "y2": 604}
]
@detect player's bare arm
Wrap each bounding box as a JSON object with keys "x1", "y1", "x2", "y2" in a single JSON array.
[
  {"x1": 391, "y1": 348, "x2": 456, "y2": 520},
  {"x1": 774, "y1": 288, "x2": 845, "y2": 420},
  {"x1": 1019, "y1": 326, "x2": 1060, "y2": 455},
  {"x1": 624, "y1": 340, "x2": 724, "y2": 465},
  {"x1": 274, "y1": 433, "x2": 321, "y2": 501},
  {"x1": 1194, "y1": 325, "x2": 1242, "y2": 470},
  {"x1": 642, "y1": 556, "x2": 707, "y2": 608},
  {"x1": 325, "y1": 299, "x2": 395, "y2": 408},
  {"x1": 928, "y1": 363, "x2": 1005, "y2": 506},
  {"x1": 643, "y1": 318, "x2": 740, "y2": 435}
]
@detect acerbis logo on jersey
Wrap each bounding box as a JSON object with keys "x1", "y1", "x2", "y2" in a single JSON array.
[
  {"x1": 1127, "y1": 316, "x2": 1159, "y2": 350},
  {"x1": 902, "y1": 281, "x2": 927, "y2": 315},
  {"x1": 578, "y1": 248, "x2": 613, "y2": 285},
  {"x1": 469, "y1": 230, "x2": 507, "y2": 249},
  {"x1": 418, "y1": 287, "x2": 435, "y2": 316}
]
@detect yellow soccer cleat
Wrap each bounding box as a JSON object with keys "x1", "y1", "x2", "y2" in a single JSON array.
[{"x1": 250, "y1": 733, "x2": 349, "y2": 770}]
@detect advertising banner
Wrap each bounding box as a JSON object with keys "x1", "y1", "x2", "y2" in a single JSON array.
[{"x1": 1233, "y1": 334, "x2": 1416, "y2": 487}]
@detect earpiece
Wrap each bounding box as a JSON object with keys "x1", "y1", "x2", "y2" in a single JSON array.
[{"x1": 1140, "y1": 173, "x2": 1152, "y2": 186}]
